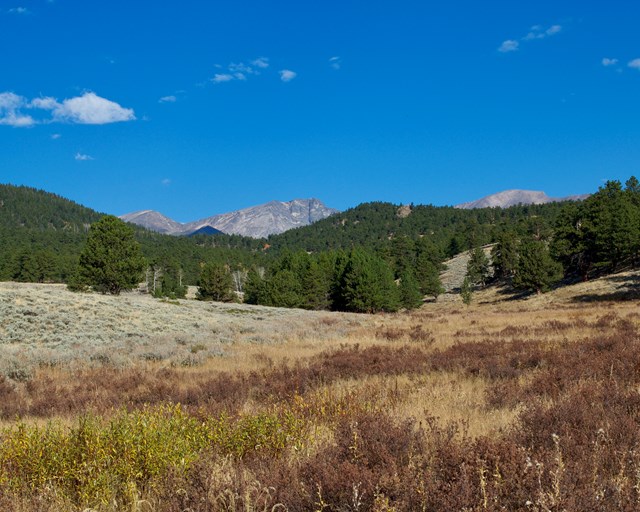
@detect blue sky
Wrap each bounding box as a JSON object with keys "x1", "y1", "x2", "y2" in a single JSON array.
[{"x1": 1, "y1": 1, "x2": 640, "y2": 221}]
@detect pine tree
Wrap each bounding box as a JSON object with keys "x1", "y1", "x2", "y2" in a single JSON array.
[
  {"x1": 389, "y1": 236, "x2": 416, "y2": 278},
  {"x1": 586, "y1": 180, "x2": 636, "y2": 272},
  {"x1": 262, "y1": 269, "x2": 304, "y2": 308},
  {"x1": 74, "y1": 216, "x2": 146, "y2": 295},
  {"x1": 491, "y1": 231, "x2": 519, "y2": 281},
  {"x1": 197, "y1": 262, "x2": 234, "y2": 301},
  {"x1": 460, "y1": 276, "x2": 473, "y2": 306},
  {"x1": 513, "y1": 239, "x2": 562, "y2": 294},
  {"x1": 551, "y1": 202, "x2": 590, "y2": 280},
  {"x1": 415, "y1": 254, "x2": 444, "y2": 299},
  {"x1": 625, "y1": 176, "x2": 640, "y2": 265},
  {"x1": 398, "y1": 270, "x2": 423, "y2": 310},
  {"x1": 466, "y1": 247, "x2": 490, "y2": 286},
  {"x1": 303, "y1": 259, "x2": 333, "y2": 310},
  {"x1": 243, "y1": 267, "x2": 266, "y2": 305},
  {"x1": 337, "y1": 248, "x2": 399, "y2": 313}
]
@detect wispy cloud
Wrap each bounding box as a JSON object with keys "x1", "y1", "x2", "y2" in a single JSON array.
[
  {"x1": 0, "y1": 91, "x2": 135, "y2": 127},
  {"x1": 499, "y1": 24, "x2": 563, "y2": 53},
  {"x1": 498, "y1": 40, "x2": 519, "y2": 53},
  {"x1": 211, "y1": 58, "x2": 268, "y2": 84},
  {"x1": 211, "y1": 57, "x2": 297, "y2": 85},
  {"x1": 602, "y1": 58, "x2": 619, "y2": 67},
  {"x1": 161, "y1": 178, "x2": 171, "y2": 186},
  {"x1": 8, "y1": 6, "x2": 29, "y2": 14},
  {"x1": 251, "y1": 57, "x2": 269, "y2": 69},
  {"x1": 523, "y1": 24, "x2": 562, "y2": 40},
  {"x1": 0, "y1": 92, "x2": 35, "y2": 127},
  {"x1": 212, "y1": 73, "x2": 234, "y2": 83},
  {"x1": 51, "y1": 133, "x2": 61, "y2": 140},
  {"x1": 279, "y1": 69, "x2": 297, "y2": 82},
  {"x1": 628, "y1": 59, "x2": 640, "y2": 70},
  {"x1": 159, "y1": 95, "x2": 177, "y2": 103},
  {"x1": 329, "y1": 56, "x2": 342, "y2": 70},
  {"x1": 74, "y1": 152, "x2": 94, "y2": 161}
]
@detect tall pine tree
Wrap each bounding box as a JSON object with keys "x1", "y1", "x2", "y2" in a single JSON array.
[{"x1": 74, "y1": 216, "x2": 146, "y2": 295}]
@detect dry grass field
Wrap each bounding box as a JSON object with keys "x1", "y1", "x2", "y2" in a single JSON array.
[{"x1": 0, "y1": 272, "x2": 639, "y2": 511}]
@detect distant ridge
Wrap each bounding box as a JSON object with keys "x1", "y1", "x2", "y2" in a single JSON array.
[
  {"x1": 120, "y1": 198, "x2": 339, "y2": 238},
  {"x1": 455, "y1": 189, "x2": 589, "y2": 209},
  {"x1": 119, "y1": 210, "x2": 184, "y2": 235}
]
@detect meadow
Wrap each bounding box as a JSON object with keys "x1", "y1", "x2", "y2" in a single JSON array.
[{"x1": 0, "y1": 274, "x2": 639, "y2": 511}]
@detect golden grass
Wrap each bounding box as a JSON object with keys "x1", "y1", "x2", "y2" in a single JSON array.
[
  {"x1": 3, "y1": 274, "x2": 640, "y2": 510},
  {"x1": 4, "y1": 276, "x2": 640, "y2": 435}
]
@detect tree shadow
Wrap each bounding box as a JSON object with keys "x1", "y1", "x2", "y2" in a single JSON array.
[
  {"x1": 489, "y1": 282, "x2": 533, "y2": 301},
  {"x1": 570, "y1": 273, "x2": 640, "y2": 303}
]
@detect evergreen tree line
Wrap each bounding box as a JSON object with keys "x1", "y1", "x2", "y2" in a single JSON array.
[
  {"x1": 197, "y1": 241, "x2": 444, "y2": 313},
  {"x1": 0, "y1": 183, "x2": 567, "y2": 290},
  {"x1": 6, "y1": 179, "x2": 640, "y2": 308},
  {"x1": 267, "y1": 200, "x2": 568, "y2": 258},
  {"x1": 462, "y1": 176, "x2": 640, "y2": 298},
  {"x1": 0, "y1": 184, "x2": 267, "y2": 287},
  {"x1": 552, "y1": 177, "x2": 640, "y2": 279}
]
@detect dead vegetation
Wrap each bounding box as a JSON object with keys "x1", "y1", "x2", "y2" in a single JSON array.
[{"x1": 1, "y1": 275, "x2": 640, "y2": 510}]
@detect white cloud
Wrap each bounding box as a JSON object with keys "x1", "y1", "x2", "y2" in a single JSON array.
[
  {"x1": 0, "y1": 92, "x2": 24, "y2": 110},
  {"x1": 279, "y1": 69, "x2": 297, "y2": 82},
  {"x1": 0, "y1": 92, "x2": 35, "y2": 127},
  {"x1": 602, "y1": 58, "x2": 619, "y2": 67},
  {"x1": 52, "y1": 92, "x2": 135, "y2": 124},
  {"x1": 8, "y1": 7, "x2": 29, "y2": 14},
  {"x1": 500, "y1": 24, "x2": 563, "y2": 53},
  {"x1": 0, "y1": 91, "x2": 135, "y2": 126},
  {"x1": 546, "y1": 25, "x2": 562, "y2": 36},
  {"x1": 523, "y1": 24, "x2": 562, "y2": 40},
  {"x1": 212, "y1": 73, "x2": 234, "y2": 83},
  {"x1": 498, "y1": 40, "x2": 519, "y2": 53},
  {"x1": 51, "y1": 133, "x2": 61, "y2": 139},
  {"x1": 159, "y1": 95, "x2": 177, "y2": 103},
  {"x1": 161, "y1": 178, "x2": 171, "y2": 185},
  {"x1": 252, "y1": 57, "x2": 269, "y2": 69},
  {"x1": 211, "y1": 58, "x2": 274, "y2": 84},
  {"x1": 229, "y1": 62, "x2": 254, "y2": 75},
  {"x1": 628, "y1": 59, "x2": 640, "y2": 70},
  {"x1": 29, "y1": 96, "x2": 59, "y2": 110},
  {"x1": 0, "y1": 112, "x2": 35, "y2": 127},
  {"x1": 74, "y1": 152, "x2": 94, "y2": 161},
  {"x1": 523, "y1": 31, "x2": 543, "y2": 41},
  {"x1": 329, "y1": 56, "x2": 341, "y2": 70}
]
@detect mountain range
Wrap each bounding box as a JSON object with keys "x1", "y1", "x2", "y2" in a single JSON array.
[
  {"x1": 120, "y1": 198, "x2": 339, "y2": 238},
  {"x1": 455, "y1": 189, "x2": 589, "y2": 210},
  {"x1": 121, "y1": 190, "x2": 589, "y2": 238}
]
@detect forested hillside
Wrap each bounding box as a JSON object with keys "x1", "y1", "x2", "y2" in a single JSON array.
[
  {"x1": 0, "y1": 184, "x2": 266, "y2": 285},
  {"x1": 0, "y1": 185, "x2": 102, "y2": 282},
  {"x1": 267, "y1": 200, "x2": 568, "y2": 256},
  {"x1": 3, "y1": 179, "x2": 638, "y2": 312}
]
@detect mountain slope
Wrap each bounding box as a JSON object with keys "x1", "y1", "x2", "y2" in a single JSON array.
[
  {"x1": 455, "y1": 189, "x2": 587, "y2": 209},
  {"x1": 119, "y1": 210, "x2": 185, "y2": 235},
  {"x1": 266, "y1": 200, "x2": 568, "y2": 255},
  {"x1": 121, "y1": 198, "x2": 339, "y2": 238},
  {"x1": 184, "y1": 199, "x2": 339, "y2": 238},
  {"x1": 0, "y1": 184, "x2": 103, "y2": 230},
  {"x1": 0, "y1": 183, "x2": 266, "y2": 285}
]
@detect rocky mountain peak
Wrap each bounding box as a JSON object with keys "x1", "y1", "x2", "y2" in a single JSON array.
[
  {"x1": 455, "y1": 189, "x2": 587, "y2": 209},
  {"x1": 119, "y1": 198, "x2": 338, "y2": 238}
]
